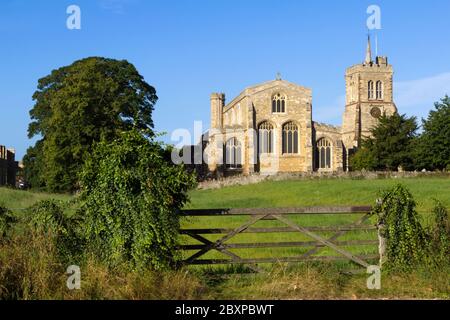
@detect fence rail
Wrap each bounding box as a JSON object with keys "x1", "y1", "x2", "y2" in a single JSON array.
[
  {"x1": 179, "y1": 206, "x2": 378, "y2": 272},
  {"x1": 181, "y1": 206, "x2": 372, "y2": 216}
]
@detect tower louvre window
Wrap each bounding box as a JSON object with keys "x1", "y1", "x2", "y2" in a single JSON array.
[
  {"x1": 368, "y1": 81, "x2": 374, "y2": 99},
  {"x1": 376, "y1": 81, "x2": 383, "y2": 99}
]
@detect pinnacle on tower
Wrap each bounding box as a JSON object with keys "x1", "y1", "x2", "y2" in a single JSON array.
[{"x1": 365, "y1": 34, "x2": 372, "y2": 65}]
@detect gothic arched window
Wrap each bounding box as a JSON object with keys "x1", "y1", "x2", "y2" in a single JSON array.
[
  {"x1": 225, "y1": 137, "x2": 242, "y2": 169},
  {"x1": 272, "y1": 93, "x2": 286, "y2": 113},
  {"x1": 315, "y1": 138, "x2": 332, "y2": 169},
  {"x1": 368, "y1": 81, "x2": 374, "y2": 100},
  {"x1": 258, "y1": 122, "x2": 274, "y2": 154},
  {"x1": 282, "y1": 122, "x2": 299, "y2": 154},
  {"x1": 376, "y1": 81, "x2": 383, "y2": 99}
]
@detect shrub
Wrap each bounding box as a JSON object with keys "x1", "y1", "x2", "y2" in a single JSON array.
[
  {"x1": 79, "y1": 129, "x2": 196, "y2": 271},
  {"x1": 349, "y1": 145, "x2": 377, "y2": 171},
  {"x1": 373, "y1": 184, "x2": 428, "y2": 271},
  {"x1": 25, "y1": 200, "x2": 84, "y2": 261},
  {"x1": 427, "y1": 200, "x2": 450, "y2": 265},
  {"x1": 0, "y1": 204, "x2": 16, "y2": 239}
]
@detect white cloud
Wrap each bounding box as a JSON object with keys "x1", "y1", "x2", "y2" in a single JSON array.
[
  {"x1": 314, "y1": 72, "x2": 450, "y2": 126},
  {"x1": 395, "y1": 72, "x2": 450, "y2": 119}
]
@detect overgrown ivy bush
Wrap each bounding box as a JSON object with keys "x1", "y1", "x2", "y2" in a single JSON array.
[
  {"x1": 79, "y1": 129, "x2": 196, "y2": 271},
  {"x1": 374, "y1": 184, "x2": 450, "y2": 271},
  {"x1": 25, "y1": 200, "x2": 84, "y2": 261},
  {"x1": 373, "y1": 184, "x2": 428, "y2": 271},
  {"x1": 427, "y1": 200, "x2": 449, "y2": 265},
  {"x1": 0, "y1": 203, "x2": 16, "y2": 239}
]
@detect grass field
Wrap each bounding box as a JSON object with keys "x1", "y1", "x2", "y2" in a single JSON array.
[
  {"x1": 182, "y1": 177, "x2": 449, "y2": 299},
  {"x1": 0, "y1": 187, "x2": 71, "y2": 210},
  {"x1": 2, "y1": 176, "x2": 448, "y2": 212},
  {"x1": 187, "y1": 177, "x2": 450, "y2": 212},
  {"x1": 181, "y1": 177, "x2": 450, "y2": 267},
  {"x1": 1, "y1": 176, "x2": 449, "y2": 299}
]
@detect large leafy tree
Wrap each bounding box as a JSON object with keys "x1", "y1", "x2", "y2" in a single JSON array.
[
  {"x1": 350, "y1": 113, "x2": 419, "y2": 171},
  {"x1": 414, "y1": 96, "x2": 450, "y2": 171},
  {"x1": 24, "y1": 57, "x2": 157, "y2": 192}
]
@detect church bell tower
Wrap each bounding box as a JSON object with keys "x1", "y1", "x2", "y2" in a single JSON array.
[{"x1": 342, "y1": 35, "x2": 397, "y2": 169}]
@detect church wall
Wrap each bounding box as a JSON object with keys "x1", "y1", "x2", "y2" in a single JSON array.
[
  {"x1": 250, "y1": 82, "x2": 313, "y2": 173},
  {"x1": 313, "y1": 123, "x2": 344, "y2": 172}
]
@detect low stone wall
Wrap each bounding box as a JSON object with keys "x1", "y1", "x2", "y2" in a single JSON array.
[{"x1": 196, "y1": 171, "x2": 450, "y2": 190}]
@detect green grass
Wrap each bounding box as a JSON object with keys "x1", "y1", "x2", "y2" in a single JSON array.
[
  {"x1": 0, "y1": 187, "x2": 71, "y2": 212},
  {"x1": 187, "y1": 177, "x2": 450, "y2": 212},
  {"x1": 180, "y1": 177, "x2": 449, "y2": 299},
  {"x1": 182, "y1": 177, "x2": 450, "y2": 270},
  {"x1": 2, "y1": 176, "x2": 447, "y2": 213},
  {"x1": 1, "y1": 177, "x2": 448, "y2": 299}
]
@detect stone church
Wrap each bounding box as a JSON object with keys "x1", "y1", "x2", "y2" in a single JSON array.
[{"x1": 203, "y1": 37, "x2": 397, "y2": 175}]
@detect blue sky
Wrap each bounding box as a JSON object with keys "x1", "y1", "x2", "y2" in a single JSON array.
[{"x1": 1, "y1": 0, "x2": 449, "y2": 159}]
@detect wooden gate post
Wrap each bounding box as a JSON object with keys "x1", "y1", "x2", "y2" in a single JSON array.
[
  {"x1": 375, "y1": 199, "x2": 387, "y2": 267},
  {"x1": 377, "y1": 223, "x2": 387, "y2": 267}
]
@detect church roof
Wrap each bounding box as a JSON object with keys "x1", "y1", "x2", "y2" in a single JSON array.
[
  {"x1": 313, "y1": 121, "x2": 341, "y2": 133},
  {"x1": 224, "y1": 79, "x2": 311, "y2": 109},
  {"x1": 245, "y1": 78, "x2": 311, "y2": 93}
]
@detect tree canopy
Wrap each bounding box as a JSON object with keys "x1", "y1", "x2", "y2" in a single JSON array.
[
  {"x1": 24, "y1": 57, "x2": 157, "y2": 192},
  {"x1": 351, "y1": 96, "x2": 450, "y2": 172},
  {"x1": 414, "y1": 96, "x2": 450, "y2": 171},
  {"x1": 350, "y1": 113, "x2": 419, "y2": 171}
]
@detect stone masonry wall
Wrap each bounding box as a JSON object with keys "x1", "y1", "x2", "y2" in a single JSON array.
[{"x1": 197, "y1": 171, "x2": 450, "y2": 190}]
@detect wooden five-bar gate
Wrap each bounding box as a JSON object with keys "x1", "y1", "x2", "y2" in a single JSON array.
[{"x1": 179, "y1": 206, "x2": 379, "y2": 273}]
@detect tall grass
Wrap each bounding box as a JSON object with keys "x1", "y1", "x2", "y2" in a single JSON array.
[
  {"x1": 0, "y1": 231, "x2": 207, "y2": 300},
  {"x1": 0, "y1": 178, "x2": 448, "y2": 300},
  {"x1": 1, "y1": 231, "x2": 447, "y2": 299},
  {"x1": 208, "y1": 263, "x2": 449, "y2": 299}
]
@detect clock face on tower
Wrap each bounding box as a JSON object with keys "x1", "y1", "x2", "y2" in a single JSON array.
[{"x1": 370, "y1": 106, "x2": 382, "y2": 119}]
